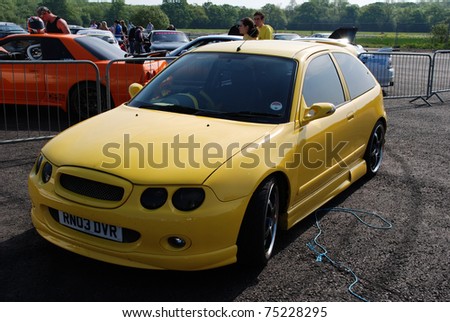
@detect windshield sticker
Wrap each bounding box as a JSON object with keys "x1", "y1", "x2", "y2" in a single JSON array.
[{"x1": 270, "y1": 101, "x2": 283, "y2": 111}]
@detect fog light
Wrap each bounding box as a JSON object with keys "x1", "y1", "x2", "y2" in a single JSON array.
[
  {"x1": 141, "y1": 188, "x2": 168, "y2": 210},
  {"x1": 172, "y1": 188, "x2": 205, "y2": 211},
  {"x1": 167, "y1": 236, "x2": 186, "y2": 249},
  {"x1": 42, "y1": 162, "x2": 52, "y2": 183}
]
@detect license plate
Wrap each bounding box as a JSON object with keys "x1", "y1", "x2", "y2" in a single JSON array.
[{"x1": 58, "y1": 210, "x2": 123, "y2": 242}]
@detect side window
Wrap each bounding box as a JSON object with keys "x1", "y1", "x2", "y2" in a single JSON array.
[
  {"x1": 1, "y1": 39, "x2": 40, "y2": 60},
  {"x1": 333, "y1": 52, "x2": 376, "y2": 99},
  {"x1": 302, "y1": 54, "x2": 345, "y2": 107}
]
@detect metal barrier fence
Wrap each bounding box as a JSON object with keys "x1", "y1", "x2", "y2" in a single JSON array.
[
  {"x1": 0, "y1": 60, "x2": 101, "y2": 143},
  {"x1": 1, "y1": 52, "x2": 449, "y2": 144},
  {"x1": 360, "y1": 50, "x2": 450, "y2": 106},
  {"x1": 0, "y1": 57, "x2": 168, "y2": 144},
  {"x1": 429, "y1": 50, "x2": 450, "y2": 102}
]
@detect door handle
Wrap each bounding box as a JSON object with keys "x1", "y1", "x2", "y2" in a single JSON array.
[{"x1": 347, "y1": 112, "x2": 355, "y2": 120}]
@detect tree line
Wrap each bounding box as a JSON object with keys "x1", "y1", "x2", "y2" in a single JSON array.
[{"x1": 1, "y1": 0, "x2": 449, "y2": 34}]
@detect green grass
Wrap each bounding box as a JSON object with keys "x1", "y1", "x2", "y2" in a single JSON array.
[
  {"x1": 355, "y1": 32, "x2": 436, "y2": 50},
  {"x1": 180, "y1": 29, "x2": 449, "y2": 50}
]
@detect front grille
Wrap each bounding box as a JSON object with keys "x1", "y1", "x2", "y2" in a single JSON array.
[{"x1": 59, "y1": 173, "x2": 124, "y2": 201}]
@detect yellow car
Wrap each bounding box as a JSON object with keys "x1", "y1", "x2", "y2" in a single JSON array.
[{"x1": 29, "y1": 40, "x2": 387, "y2": 270}]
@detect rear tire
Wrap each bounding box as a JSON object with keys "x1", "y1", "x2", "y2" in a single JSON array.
[
  {"x1": 68, "y1": 82, "x2": 113, "y2": 121},
  {"x1": 364, "y1": 120, "x2": 386, "y2": 177},
  {"x1": 237, "y1": 177, "x2": 280, "y2": 268}
]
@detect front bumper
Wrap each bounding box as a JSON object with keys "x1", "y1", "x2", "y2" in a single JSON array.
[{"x1": 28, "y1": 164, "x2": 249, "y2": 271}]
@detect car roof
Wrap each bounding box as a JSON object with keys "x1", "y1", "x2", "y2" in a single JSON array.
[{"x1": 192, "y1": 39, "x2": 347, "y2": 59}]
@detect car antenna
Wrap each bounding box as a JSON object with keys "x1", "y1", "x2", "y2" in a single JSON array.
[{"x1": 236, "y1": 40, "x2": 247, "y2": 52}]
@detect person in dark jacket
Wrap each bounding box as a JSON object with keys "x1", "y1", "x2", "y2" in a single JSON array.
[{"x1": 134, "y1": 26, "x2": 145, "y2": 55}]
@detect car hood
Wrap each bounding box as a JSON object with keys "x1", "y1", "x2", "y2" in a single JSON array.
[
  {"x1": 329, "y1": 27, "x2": 357, "y2": 43},
  {"x1": 43, "y1": 105, "x2": 278, "y2": 185}
]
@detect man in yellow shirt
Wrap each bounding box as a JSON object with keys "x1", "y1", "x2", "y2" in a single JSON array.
[{"x1": 253, "y1": 11, "x2": 273, "y2": 40}]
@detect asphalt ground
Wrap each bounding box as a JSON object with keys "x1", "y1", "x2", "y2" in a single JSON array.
[{"x1": 0, "y1": 96, "x2": 449, "y2": 302}]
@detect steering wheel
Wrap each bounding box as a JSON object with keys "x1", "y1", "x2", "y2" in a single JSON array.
[
  {"x1": 26, "y1": 44, "x2": 42, "y2": 60},
  {"x1": 159, "y1": 93, "x2": 199, "y2": 109},
  {"x1": 195, "y1": 90, "x2": 215, "y2": 109}
]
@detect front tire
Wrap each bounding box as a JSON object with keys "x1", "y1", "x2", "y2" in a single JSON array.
[
  {"x1": 237, "y1": 177, "x2": 280, "y2": 267},
  {"x1": 364, "y1": 120, "x2": 386, "y2": 177}
]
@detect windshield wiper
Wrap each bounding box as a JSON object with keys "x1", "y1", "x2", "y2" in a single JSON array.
[
  {"x1": 139, "y1": 103, "x2": 202, "y2": 115},
  {"x1": 220, "y1": 111, "x2": 283, "y2": 118}
]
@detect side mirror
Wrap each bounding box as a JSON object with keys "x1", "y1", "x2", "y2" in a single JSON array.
[
  {"x1": 128, "y1": 83, "x2": 143, "y2": 98},
  {"x1": 303, "y1": 102, "x2": 336, "y2": 124}
]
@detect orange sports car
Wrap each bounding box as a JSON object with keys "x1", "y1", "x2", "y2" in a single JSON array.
[{"x1": 0, "y1": 33, "x2": 167, "y2": 118}]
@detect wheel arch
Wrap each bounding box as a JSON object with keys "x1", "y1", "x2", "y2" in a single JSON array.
[
  {"x1": 236, "y1": 171, "x2": 288, "y2": 267},
  {"x1": 378, "y1": 116, "x2": 387, "y2": 131},
  {"x1": 237, "y1": 171, "x2": 291, "y2": 232},
  {"x1": 269, "y1": 171, "x2": 291, "y2": 230}
]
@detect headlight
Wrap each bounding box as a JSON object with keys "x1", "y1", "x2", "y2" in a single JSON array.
[
  {"x1": 41, "y1": 162, "x2": 52, "y2": 183},
  {"x1": 172, "y1": 188, "x2": 205, "y2": 211},
  {"x1": 35, "y1": 154, "x2": 43, "y2": 175},
  {"x1": 141, "y1": 188, "x2": 168, "y2": 210}
]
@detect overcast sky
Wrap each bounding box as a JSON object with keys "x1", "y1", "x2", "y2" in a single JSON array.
[{"x1": 119, "y1": 0, "x2": 385, "y2": 8}]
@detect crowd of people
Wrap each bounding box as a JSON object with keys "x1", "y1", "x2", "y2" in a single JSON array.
[{"x1": 28, "y1": 6, "x2": 274, "y2": 55}]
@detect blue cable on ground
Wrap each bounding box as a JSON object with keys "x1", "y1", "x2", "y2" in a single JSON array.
[{"x1": 306, "y1": 207, "x2": 393, "y2": 302}]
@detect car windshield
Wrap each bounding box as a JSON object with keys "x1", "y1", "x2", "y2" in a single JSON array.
[
  {"x1": 128, "y1": 52, "x2": 296, "y2": 124},
  {"x1": 75, "y1": 36, "x2": 127, "y2": 60},
  {"x1": 151, "y1": 32, "x2": 189, "y2": 43}
]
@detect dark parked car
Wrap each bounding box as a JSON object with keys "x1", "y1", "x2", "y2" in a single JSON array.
[
  {"x1": 146, "y1": 30, "x2": 189, "y2": 52},
  {"x1": 0, "y1": 22, "x2": 27, "y2": 39}
]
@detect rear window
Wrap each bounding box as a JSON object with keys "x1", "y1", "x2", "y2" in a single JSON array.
[
  {"x1": 333, "y1": 52, "x2": 376, "y2": 99},
  {"x1": 75, "y1": 36, "x2": 127, "y2": 60}
]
